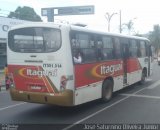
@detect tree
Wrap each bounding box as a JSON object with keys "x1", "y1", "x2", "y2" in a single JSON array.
[
  {"x1": 148, "y1": 25, "x2": 160, "y2": 54},
  {"x1": 8, "y1": 6, "x2": 42, "y2": 21},
  {"x1": 122, "y1": 20, "x2": 135, "y2": 35}
]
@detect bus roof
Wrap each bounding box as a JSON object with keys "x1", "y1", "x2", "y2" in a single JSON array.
[
  {"x1": 70, "y1": 25, "x2": 149, "y2": 41},
  {"x1": 9, "y1": 22, "x2": 63, "y2": 31},
  {"x1": 9, "y1": 22, "x2": 149, "y2": 42}
]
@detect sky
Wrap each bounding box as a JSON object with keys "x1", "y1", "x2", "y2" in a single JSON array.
[{"x1": 0, "y1": 0, "x2": 160, "y2": 34}]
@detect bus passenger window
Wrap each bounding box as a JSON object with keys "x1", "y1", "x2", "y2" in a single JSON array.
[
  {"x1": 114, "y1": 38, "x2": 121, "y2": 59},
  {"x1": 101, "y1": 36, "x2": 114, "y2": 60},
  {"x1": 90, "y1": 40, "x2": 95, "y2": 48},
  {"x1": 74, "y1": 33, "x2": 96, "y2": 63},
  {"x1": 71, "y1": 39, "x2": 79, "y2": 48},
  {"x1": 73, "y1": 50, "x2": 82, "y2": 64},
  {"x1": 139, "y1": 41, "x2": 146, "y2": 57},
  {"x1": 129, "y1": 40, "x2": 138, "y2": 57},
  {"x1": 96, "y1": 41, "x2": 104, "y2": 61}
]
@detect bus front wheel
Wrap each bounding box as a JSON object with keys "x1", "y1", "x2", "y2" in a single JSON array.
[{"x1": 102, "y1": 79, "x2": 113, "y2": 102}]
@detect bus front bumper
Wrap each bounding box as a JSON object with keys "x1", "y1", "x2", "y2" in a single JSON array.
[{"x1": 10, "y1": 88, "x2": 74, "y2": 106}]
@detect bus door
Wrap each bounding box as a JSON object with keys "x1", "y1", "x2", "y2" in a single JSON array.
[{"x1": 121, "y1": 39, "x2": 129, "y2": 85}]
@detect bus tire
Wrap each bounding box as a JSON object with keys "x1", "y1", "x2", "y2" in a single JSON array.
[
  {"x1": 102, "y1": 79, "x2": 113, "y2": 102},
  {"x1": 139, "y1": 69, "x2": 146, "y2": 85}
]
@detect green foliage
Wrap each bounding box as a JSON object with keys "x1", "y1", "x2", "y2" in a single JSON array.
[
  {"x1": 8, "y1": 6, "x2": 42, "y2": 22},
  {"x1": 148, "y1": 25, "x2": 160, "y2": 53},
  {"x1": 122, "y1": 20, "x2": 135, "y2": 35}
]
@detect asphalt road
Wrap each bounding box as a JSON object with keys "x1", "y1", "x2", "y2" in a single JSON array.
[{"x1": 0, "y1": 61, "x2": 160, "y2": 130}]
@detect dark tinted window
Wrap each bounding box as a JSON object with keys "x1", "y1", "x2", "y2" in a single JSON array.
[
  {"x1": 129, "y1": 40, "x2": 138, "y2": 57},
  {"x1": 71, "y1": 32, "x2": 96, "y2": 63},
  {"x1": 114, "y1": 38, "x2": 122, "y2": 59},
  {"x1": 139, "y1": 41, "x2": 146, "y2": 57},
  {"x1": 8, "y1": 27, "x2": 61, "y2": 53},
  {"x1": 101, "y1": 36, "x2": 114, "y2": 60}
]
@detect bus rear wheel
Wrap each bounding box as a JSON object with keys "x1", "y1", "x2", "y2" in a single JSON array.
[{"x1": 102, "y1": 79, "x2": 113, "y2": 102}]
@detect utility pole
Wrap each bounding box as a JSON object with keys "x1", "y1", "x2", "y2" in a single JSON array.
[{"x1": 119, "y1": 10, "x2": 122, "y2": 33}]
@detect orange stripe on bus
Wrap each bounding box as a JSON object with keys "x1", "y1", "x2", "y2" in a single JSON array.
[{"x1": 42, "y1": 76, "x2": 55, "y2": 94}]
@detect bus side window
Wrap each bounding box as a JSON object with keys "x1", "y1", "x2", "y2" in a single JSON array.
[
  {"x1": 74, "y1": 33, "x2": 97, "y2": 63},
  {"x1": 129, "y1": 40, "x2": 138, "y2": 58},
  {"x1": 114, "y1": 38, "x2": 122, "y2": 59},
  {"x1": 139, "y1": 41, "x2": 146, "y2": 57},
  {"x1": 102, "y1": 36, "x2": 114, "y2": 60},
  {"x1": 71, "y1": 38, "x2": 83, "y2": 64},
  {"x1": 120, "y1": 38, "x2": 129, "y2": 59},
  {"x1": 96, "y1": 40, "x2": 104, "y2": 61},
  {"x1": 71, "y1": 39, "x2": 80, "y2": 48},
  {"x1": 73, "y1": 49, "x2": 83, "y2": 64},
  {"x1": 137, "y1": 41, "x2": 141, "y2": 57},
  {"x1": 90, "y1": 40, "x2": 95, "y2": 48},
  {"x1": 71, "y1": 39, "x2": 76, "y2": 48}
]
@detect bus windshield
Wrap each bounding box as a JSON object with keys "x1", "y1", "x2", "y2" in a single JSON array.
[{"x1": 8, "y1": 27, "x2": 61, "y2": 53}]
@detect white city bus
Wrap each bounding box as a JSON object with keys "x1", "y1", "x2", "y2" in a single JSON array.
[{"x1": 7, "y1": 22, "x2": 153, "y2": 106}]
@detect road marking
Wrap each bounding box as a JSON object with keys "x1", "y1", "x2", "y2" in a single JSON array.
[
  {"x1": 132, "y1": 86, "x2": 147, "y2": 95},
  {"x1": 63, "y1": 85, "x2": 147, "y2": 130},
  {"x1": 62, "y1": 96, "x2": 129, "y2": 130},
  {"x1": 120, "y1": 93, "x2": 160, "y2": 99},
  {"x1": 147, "y1": 80, "x2": 160, "y2": 89},
  {"x1": 146, "y1": 78, "x2": 152, "y2": 81},
  {"x1": 62, "y1": 81, "x2": 158, "y2": 130},
  {"x1": 0, "y1": 102, "x2": 26, "y2": 111}
]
